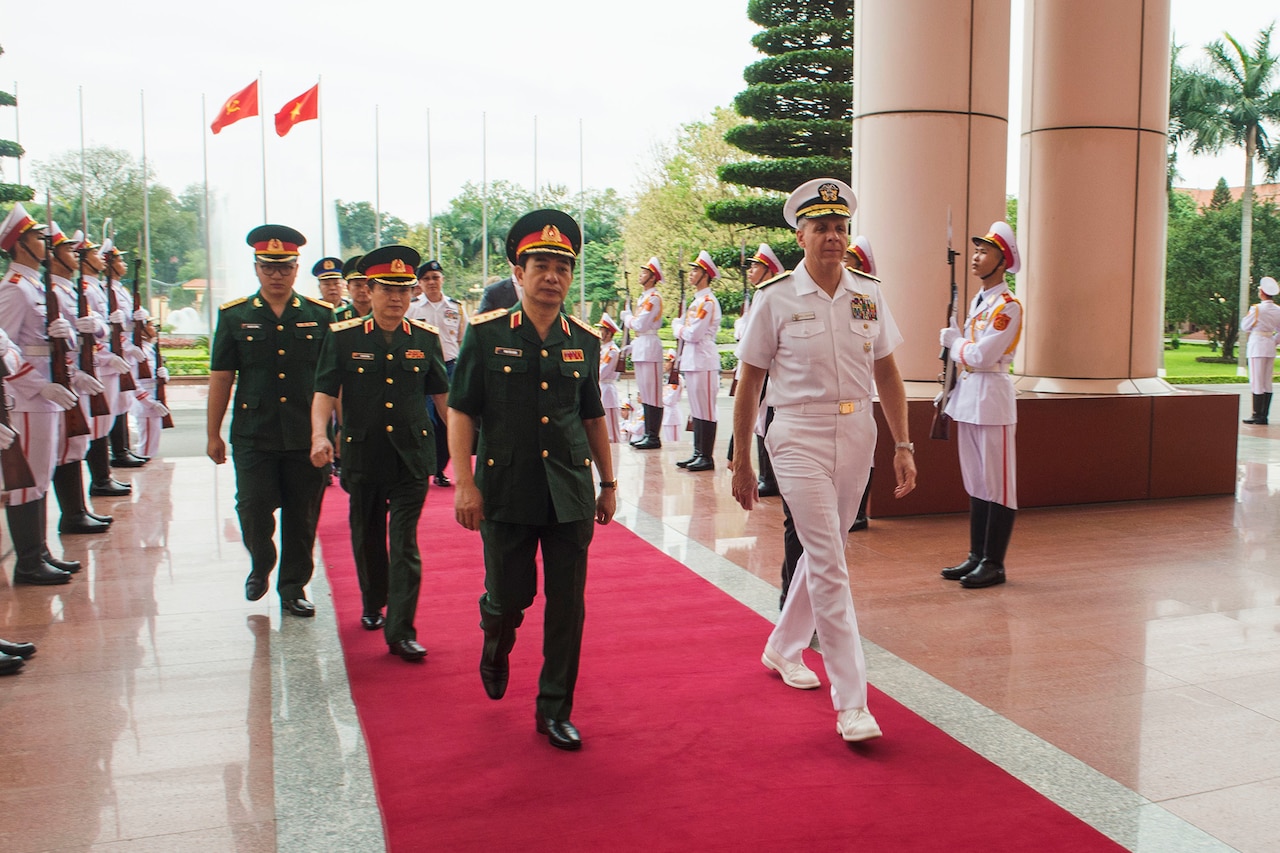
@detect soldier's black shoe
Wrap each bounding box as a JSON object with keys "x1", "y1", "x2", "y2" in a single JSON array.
[
  {"x1": 685, "y1": 454, "x2": 715, "y2": 471},
  {"x1": 282, "y1": 598, "x2": 316, "y2": 617},
  {"x1": 42, "y1": 549, "x2": 81, "y2": 573},
  {"x1": 110, "y1": 453, "x2": 147, "y2": 468},
  {"x1": 536, "y1": 714, "x2": 582, "y2": 751},
  {"x1": 433, "y1": 473, "x2": 452, "y2": 487},
  {"x1": 0, "y1": 639, "x2": 36, "y2": 658},
  {"x1": 361, "y1": 611, "x2": 385, "y2": 631},
  {"x1": 0, "y1": 654, "x2": 24, "y2": 676},
  {"x1": 480, "y1": 657, "x2": 510, "y2": 700},
  {"x1": 675, "y1": 452, "x2": 701, "y2": 468},
  {"x1": 58, "y1": 513, "x2": 111, "y2": 535},
  {"x1": 14, "y1": 562, "x2": 72, "y2": 585},
  {"x1": 89, "y1": 478, "x2": 131, "y2": 497},
  {"x1": 86, "y1": 510, "x2": 114, "y2": 523},
  {"x1": 960, "y1": 560, "x2": 1006, "y2": 588},
  {"x1": 631, "y1": 434, "x2": 661, "y2": 450},
  {"x1": 388, "y1": 639, "x2": 427, "y2": 661},
  {"x1": 757, "y1": 479, "x2": 780, "y2": 497},
  {"x1": 849, "y1": 516, "x2": 869, "y2": 532},
  {"x1": 245, "y1": 576, "x2": 268, "y2": 601},
  {"x1": 941, "y1": 554, "x2": 982, "y2": 580}
]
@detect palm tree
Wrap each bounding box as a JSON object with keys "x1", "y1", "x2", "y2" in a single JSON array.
[{"x1": 1171, "y1": 24, "x2": 1280, "y2": 368}]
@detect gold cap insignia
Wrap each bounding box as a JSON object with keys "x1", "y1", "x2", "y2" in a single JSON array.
[
  {"x1": 541, "y1": 225, "x2": 561, "y2": 243},
  {"x1": 818, "y1": 183, "x2": 839, "y2": 202},
  {"x1": 267, "y1": 238, "x2": 283, "y2": 251},
  {"x1": 324, "y1": 260, "x2": 335, "y2": 270},
  {"x1": 391, "y1": 259, "x2": 407, "y2": 273}
]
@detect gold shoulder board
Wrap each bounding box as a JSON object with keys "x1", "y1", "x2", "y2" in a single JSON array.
[
  {"x1": 408, "y1": 318, "x2": 440, "y2": 335},
  {"x1": 470, "y1": 308, "x2": 509, "y2": 325},
  {"x1": 757, "y1": 271, "x2": 792, "y2": 289},
  {"x1": 850, "y1": 269, "x2": 882, "y2": 284},
  {"x1": 220, "y1": 296, "x2": 249, "y2": 310},
  {"x1": 329, "y1": 317, "x2": 364, "y2": 332},
  {"x1": 569, "y1": 314, "x2": 603, "y2": 339}
]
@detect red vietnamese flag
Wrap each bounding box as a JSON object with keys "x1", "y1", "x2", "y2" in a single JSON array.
[
  {"x1": 275, "y1": 84, "x2": 319, "y2": 137},
  {"x1": 210, "y1": 80, "x2": 259, "y2": 134}
]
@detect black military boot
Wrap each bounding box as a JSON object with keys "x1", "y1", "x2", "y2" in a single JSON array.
[
  {"x1": 632, "y1": 404, "x2": 663, "y2": 450},
  {"x1": 756, "y1": 435, "x2": 779, "y2": 496},
  {"x1": 1244, "y1": 394, "x2": 1267, "y2": 424},
  {"x1": 676, "y1": 419, "x2": 703, "y2": 468},
  {"x1": 110, "y1": 416, "x2": 147, "y2": 466},
  {"x1": 53, "y1": 463, "x2": 112, "y2": 534},
  {"x1": 1260, "y1": 392, "x2": 1274, "y2": 426},
  {"x1": 942, "y1": 497, "x2": 990, "y2": 579},
  {"x1": 8, "y1": 503, "x2": 72, "y2": 585},
  {"x1": 962, "y1": 502, "x2": 1016, "y2": 588},
  {"x1": 87, "y1": 439, "x2": 131, "y2": 496},
  {"x1": 479, "y1": 599, "x2": 523, "y2": 701},
  {"x1": 36, "y1": 496, "x2": 84, "y2": 573},
  {"x1": 686, "y1": 420, "x2": 716, "y2": 471}
]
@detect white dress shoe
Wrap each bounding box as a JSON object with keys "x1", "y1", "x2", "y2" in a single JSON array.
[
  {"x1": 762, "y1": 644, "x2": 820, "y2": 689},
  {"x1": 836, "y1": 707, "x2": 882, "y2": 742}
]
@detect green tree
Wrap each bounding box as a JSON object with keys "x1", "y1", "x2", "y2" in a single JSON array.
[
  {"x1": 1170, "y1": 24, "x2": 1280, "y2": 368},
  {"x1": 335, "y1": 200, "x2": 409, "y2": 256},
  {"x1": 0, "y1": 46, "x2": 34, "y2": 205},
  {"x1": 707, "y1": 0, "x2": 853, "y2": 239}
]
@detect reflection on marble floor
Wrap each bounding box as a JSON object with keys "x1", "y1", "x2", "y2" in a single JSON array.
[{"x1": 2, "y1": 389, "x2": 1279, "y2": 852}]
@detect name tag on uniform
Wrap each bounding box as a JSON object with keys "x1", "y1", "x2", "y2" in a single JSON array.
[
  {"x1": 241, "y1": 323, "x2": 262, "y2": 330},
  {"x1": 352, "y1": 352, "x2": 374, "y2": 360},
  {"x1": 405, "y1": 349, "x2": 425, "y2": 359},
  {"x1": 494, "y1": 347, "x2": 522, "y2": 357},
  {"x1": 791, "y1": 312, "x2": 816, "y2": 322},
  {"x1": 562, "y1": 349, "x2": 585, "y2": 362},
  {"x1": 296, "y1": 321, "x2": 319, "y2": 328},
  {"x1": 850, "y1": 296, "x2": 878, "y2": 321}
]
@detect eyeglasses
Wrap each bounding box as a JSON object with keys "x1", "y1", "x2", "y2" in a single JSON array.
[{"x1": 258, "y1": 264, "x2": 297, "y2": 278}]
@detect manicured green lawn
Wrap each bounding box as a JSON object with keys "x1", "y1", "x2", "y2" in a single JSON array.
[{"x1": 1163, "y1": 341, "x2": 1253, "y2": 384}]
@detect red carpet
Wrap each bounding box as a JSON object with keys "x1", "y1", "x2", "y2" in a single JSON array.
[{"x1": 317, "y1": 483, "x2": 1125, "y2": 852}]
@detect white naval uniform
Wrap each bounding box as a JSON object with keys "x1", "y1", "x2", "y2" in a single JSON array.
[
  {"x1": 406, "y1": 294, "x2": 465, "y2": 362},
  {"x1": 0, "y1": 263, "x2": 73, "y2": 503},
  {"x1": 675, "y1": 287, "x2": 722, "y2": 421},
  {"x1": 625, "y1": 287, "x2": 664, "y2": 407},
  {"x1": 943, "y1": 281, "x2": 1022, "y2": 509},
  {"x1": 598, "y1": 338, "x2": 622, "y2": 442},
  {"x1": 736, "y1": 262, "x2": 902, "y2": 713},
  {"x1": 1241, "y1": 299, "x2": 1280, "y2": 394}
]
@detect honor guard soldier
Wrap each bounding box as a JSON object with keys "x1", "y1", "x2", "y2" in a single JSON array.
[
  {"x1": 939, "y1": 221, "x2": 1023, "y2": 589},
  {"x1": 673, "y1": 250, "x2": 723, "y2": 471},
  {"x1": 310, "y1": 245, "x2": 450, "y2": 660},
  {"x1": 448, "y1": 209, "x2": 617, "y2": 751},
  {"x1": 622, "y1": 256, "x2": 665, "y2": 449},
  {"x1": 597, "y1": 313, "x2": 622, "y2": 442},
  {"x1": 738, "y1": 243, "x2": 783, "y2": 495},
  {"x1": 731, "y1": 179, "x2": 916, "y2": 742},
  {"x1": 0, "y1": 204, "x2": 84, "y2": 582},
  {"x1": 102, "y1": 239, "x2": 156, "y2": 467},
  {"x1": 1242, "y1": 276, "x2": 1280, "y2": 425},
  {"x1": 313, "y1": 256, "x2": 347, "y2": 310},
  {"x1": 207, "y1": 225, "x2": 333, "y2": 616},
  {"x1": 332, "y1": 255, "x2": 371, "y2": 322},
  {"x1": 407, "y1": 259, "x2": 466, "y2": 486}
]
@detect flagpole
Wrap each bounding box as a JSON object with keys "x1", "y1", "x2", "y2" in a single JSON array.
[
  {"x1": 12, "y1": 81, "x2": 20, "y2": 186},
  {"x1": 426, "y1": 108, "x2": 433, "y2": 260},
  {"x1": 533, "y1": 114, "x2": 538, "y2": 205},
  {"x1": 141, "y1": 91, "x2": 153, "y2": 309},
  {"x1": 375, "y1": 104, "x2": 382, "y2": 246},
  {"x1": 481, "y1": 111, "x2": 488, "y2": 284},
  {"x1": 578, "y1": 118, "x2": 585, "y2": 320},
  {"x1": 201, "y1": 93, "x2": 214, "y2": 336},
  {"x1": 317, "y1": 76, "x2": 326, "y2": 254},
  {"x1": 78, "y1": 87, "x2": 88, "y2": 231},
  {"x1": 258, "y1": 71, "x2": 268, "y2": 221}
]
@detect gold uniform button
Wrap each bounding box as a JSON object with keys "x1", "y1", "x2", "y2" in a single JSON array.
[
  {"x1": 241, "y1": 403, "x2": 248, "y2": 409},
  {"x1": 413, "y1": 366, "x2": 420, "y2": 372},
  {"x1": 279, "y1": 396, "x2": 287, "y2": 402},
  {"x1": 583, "y1": 458, "x2": 591, "y2": 466},
  {"x1": 487, "y1": 458, "x2": 494, "y2": 466},
  {"x1": 540, "y1": 381, "x2": 548, "y2": 390},
  {"x1": 387, "y1": 354, "x2": 394, "y2": 360},
  {"x1": 503, "y1": 365, "x2": 511, "y2": 373},
  {"x1": 540, "y1": 416, "x2": 549, "y2": 424},
  {"x1": 277, "y1": 349, "x2": 285, "y2": 355},
  {"x1": 276, "y1": 324, "x2": 284, "y2": 331},
  {"x1": 385, "y1": 425, "x2": 394, "y2": 432},
  {"x1": 306, "y1": 334, "x2": 313, "y2": 339},
  {"x1": 541, "y1": 349, "x2": 548, "y2": 357},
  {"x1": 278, "y1": 373, "x2": 285, "y2": 379},
  {"x1": 386, "y1": 378, "x2": 393, "y2": 384},
  {"x1": 346, "y1": 436, "x2": 352, "y2": 443},
  {"x1": 573, "y1": 371, "x2": 580, "y2": 378},
  {"x1": 385, "y1": 402, "x2": 393, "y2": 409},
  {"x1": 541, "y1": 450, "x2": 549, "y2": 458},
  {"x1": 863, "y1": 323, "x2": 869, "y2": 330},
  {"x1": 246, "y1": 335, "x2": 254, "y2": 341},
  {"x1": 357, "y1": 367, "x2": 364, "y2": 373}
]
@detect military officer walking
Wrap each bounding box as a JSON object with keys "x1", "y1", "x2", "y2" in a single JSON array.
[
  {"x1": 332, "y1": 256, "x2": 371, "y2": 322},
  {"x1": 207, "y1": 225, "x2": 332, "y2": 616},
  {"x1": 448, "y1": 209, "x2": 617, "y2": 751},
  {"x1": 310, "y1": 246, "x2": 450, "y2": 660},
  {"x1": 1242, "y1": 276, "x2": 1280, "y2": 425},
  {"x1": 313, "y1": 256, "x2": 347, "y2": 310},
  {"x1": 939, "y1": 221, "x2": 1023, "y2": 589},
  {"x1": 673, "y1": 251, "x2": 722, "y2": 471},
  {"x1": 622, "y1": 257, "x2": 665, "y2": 449},
  {"x1": 406, "y1": 259, "x2": 465, "y2": 486}
]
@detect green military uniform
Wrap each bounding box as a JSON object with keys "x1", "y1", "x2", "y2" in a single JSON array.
[
  {"x1": 211, "y1": 288, "x2": 333, "y2": 599},
  {"x1": 314, "y1": 314, "x2": 448, "y2": 644},
  {"x1": 332, "y1": 301, "x2": 361, "y2": 323},
  {"x1": 449, "y1": 304, "x2": 604, "y2": 720}
]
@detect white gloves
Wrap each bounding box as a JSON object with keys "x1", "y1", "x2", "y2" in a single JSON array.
[
  {"x1": 620, "y1": 309, "x2": 632, "y2": 325},
  {"x1": 123, "y1": 342, "x2": 146, "y2": 362},
  {"x1": 672, "y1": 319, "x2": 684, "y2": 337},
  {"x1": 0, "y1": 328, "x2": 10, "y2": 357},
  {"x1": 69, "y1": 371, "x2": 105, "y2": 396},
  {"x1": 940, "y1": 319, "x2": 961, "y2": 349},
  {"x1": 0, "y1": 423, "x2": 15, "y2": 451},
  {"x1": 136, "y1": 394, "x2": 169, "y2": 418},
  {"x1": 47, "y1": 317, "x2": 76, "y2": 342},
  {"x1": 156, "y1": 366, "x2": 170, "y2": 382},
  {"x1": 133, "y1": 309, "x2": 148, "y2": 322},
  {"x1": 108, "y1": 309, "x2": 127, "y2": 325},
  {"x1": 101, "y1": 354, "x2": 130, "y2": 374},
  {"x1": 38, "y1": 382, "x2": 78, "y2": 409},
  {"x1": 74, "y1": 315, "x2": 98, "y2": 335}
]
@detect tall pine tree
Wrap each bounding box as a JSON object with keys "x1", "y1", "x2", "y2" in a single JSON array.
[
  {"x1": 707, "y1": 0, "x2": 853, "y2": 265},
  {"x1": 1, "y1": 46, "x2": 35, "y2": 205}
]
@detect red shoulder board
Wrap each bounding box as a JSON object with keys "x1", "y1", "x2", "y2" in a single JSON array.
[{"x1": 1002, "y1": 293, "x2": 1016, "y2": 303}]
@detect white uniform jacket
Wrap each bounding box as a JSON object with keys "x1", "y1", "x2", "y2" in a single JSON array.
[
  {"x1": 1242, "y1": 300, "x2": 1280, "y2": 358},
  {"x1": 407, "y1": 295, "x2": 465, "y2": 361},
  {"x1": 0, "y1": 263, "x2": 67, "y2": 410},
  {"x1": 626, "y1": 288, "x2": 664, "y2": 363},
  {"x1": 676, "y1": 288, "x2": 722, "y2": 372},
  {"x1": 943, "y1": 282, "x2": 1021, "y2": 426},
  {"x1": 598, "y1": 339, "x2": 621, "y2": 409}
]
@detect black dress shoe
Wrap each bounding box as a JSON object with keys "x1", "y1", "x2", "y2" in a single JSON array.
[
  {"x1": 757, "y1": 480, "x2": 780, "y2": 497},
  {"x1": 58, "y1": 513, "x2": 111, "y2": 535},
  {"x1": 685, "y1": 455, "x2": 715, "y2": 472},
  {"x1": 89, "y1": 479, "x2": 131, "y2": 497},
  {"x1": 245, "y1": 576, "x2": 268, "y2": 601},
  {"x1": 110, "y1": 453, "x2": 147, "y2": 468},
  {"x1": 960, "y1": 560, "x2": 1006, "y2": 589},
  {"x1": 675, "y1": 452, "x2": 701, "y2": 469},
  {"x1": 86, "y1": 510, "x2": 114, "y2": 524},
  {"x1": 480, "y1": 659, "x2": 509, "y2": 700},
  {"x1": 14, "y1": 562, "x2": 72, "y2": 585},
  {"x1": 0, "y1": 654, "x2": 24, "y2": 676},
  {"x1": 42, "y1": 550, "x2": 81, "y2": 573},
  {"x1": 536, "y1": 714, "x2": 582, "y2": 751},
  {"x1": 631, "y1": 435, "x2": 661, "y2": 450},
  {"x1": 281, "y1": 598, "x2": 316, "y2": 617},
  {"x1": 388, "y1": 639, "x2": 427, "y2": 660},
  {"x1": 849, "y1": 516, "x2": 869, "y2": 532},
  {"x1": 433, "y1": 473, "x2": 452, "y2": 487},
  {"x1": 941, "y1": 554, "x2": 981, "y2": 580},
  {"x1": 361, "y1": 611, "x2": 385, "y2": 631},
  {"x1": 0, "y1": 639, "x2": 36, "y2": 658}
]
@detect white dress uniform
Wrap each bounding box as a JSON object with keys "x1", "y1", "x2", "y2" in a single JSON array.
[
  {"x1": 131, "y1": 341, "x2": 168, "y2": 458},
  {"x1": 661, "y1": 381, "x2": 683, "y2": 442},
  {"x1": 625, "y1": 286, "x2": 665, "y2": 407},
  {"x1": 50, "y1": 273, "x2": 102, "y2": 465},
  {"x1": 943, "y1": 281, "x2": 1022, "y2": 508},
  {"x1": 598, "y1": 339, "x2": 622, "y2": 442},
  {"x1": 675, "y1": 287, "x2": 722, "y2": 421},
  {"x1": 406, "y1": 294, "x2": 465, "y2": 362},
  {"x1": 82, "y1": 275, "x2": 131, "y2": 436},
  {"x1": 1242, "y1": 298, "x2": 1280, "y2": 394},
  {"x1": 737, "y1": 261, "x2": 902, "y2": 713}
]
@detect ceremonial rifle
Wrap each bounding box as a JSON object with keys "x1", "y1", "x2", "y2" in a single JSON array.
[
  {"x1": 0, "y1": 355, "x2": 37, "y2": 490},
  {"x1": 930, "y1": 209, "x2": 960, "y2": 441},
  {"x1": 153, "y1": 324, "x2": 174, "y2": 430},
  {"x1": 729, "y1": 240, "x2": 748, "y2": 397},
  {"x1": 76, "y1": 243, "x2": 111, "y2": 417},
  {"x1": 43, "y1": 194, "x2": 91, "y2": 438},
  {"x1": 620, "y1": 260, "x2": 632, "y2": 373},
  {"x1": 666, "y1": 248, "x2": 685, "y2": 386},
  {"x1": 131, "y1": 253, "x2": 152, "y2": 379},
  {"x1": 105, "y1": 250, "x2": 136, "y2": 392}
]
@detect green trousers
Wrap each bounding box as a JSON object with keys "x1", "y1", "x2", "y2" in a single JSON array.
[
  {"x1": 232, "y1": 447, "x2": 327, "y2": 600},
  {"x1": 479, "y1": 516, "x2": 594, "y2": 720}
]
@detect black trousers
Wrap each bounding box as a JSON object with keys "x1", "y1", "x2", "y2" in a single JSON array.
[{"x1": 232, "y1": 447, "x2": 327, "y2": 599}]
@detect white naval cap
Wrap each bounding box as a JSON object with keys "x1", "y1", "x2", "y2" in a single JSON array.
[
  {"x1": 1261, "y1": 276, "x2": 1279, "y2": 297},
  {"x1": 783, "y1": 178, "x2": 855, "y2": 228}
]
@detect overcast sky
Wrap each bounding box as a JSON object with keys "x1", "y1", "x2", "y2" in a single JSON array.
[{"x1": 3, "y1": 0, "x2": 1275, "y2": 262}]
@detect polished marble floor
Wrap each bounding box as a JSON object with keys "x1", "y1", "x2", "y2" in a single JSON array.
[{"x1": 1, "y1": 383, "x2": 1278, "y2": 852}]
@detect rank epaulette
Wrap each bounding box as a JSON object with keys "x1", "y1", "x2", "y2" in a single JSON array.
[
  {"x1": 220, "y1": 296, "x2": 248, "y2": 310},
  {"x1": 851, "y1": 268, "x2": 882, "y2": 284},
  {"x1": 757, "y1": 271, "x2": 792, "y2": 290},
  {"x1": 569, "y1": 314, "x2": 602, "y2": 339},
  {"x1": 1002, "y1": 292, "x2": 1018, "y2": 303},
  {"x1": 470, "y1": 308, "x2": 509, "y2": 325},
  {"x1": 329, "y1": 317, "x2": 363, "y2": 332},
  {"x1": 407, "y1": 318, "x2": 440, "y2": 335},
  {"x1": 303, "y1": 294, "x2": 332, "y2": 308}
]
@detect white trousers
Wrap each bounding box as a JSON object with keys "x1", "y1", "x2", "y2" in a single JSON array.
[
  {"x1": 766, "y1": 409, "x2": 874, "y2": 712},
  {"x1": 134, "y1": 410, "x2": 164, "y2": 458},
  {"x1": 2, "y1": 411, "x2": 59, "y2": 504},
  {"x1": 957, "y1": 421, "x2": 1018, "y2": 509},
  {"x1": 683, "y1": 370, "x2": 718, "y2": 421},
  {"x1": 633, "y1": 361, "x2": 664, "y2": 408},
  {"x1": 603, "y1": 407, "x2": 621, "y2": 443},
  {"x1": 1249, "y1": 357, "x2": 1275, "y2": 394}
]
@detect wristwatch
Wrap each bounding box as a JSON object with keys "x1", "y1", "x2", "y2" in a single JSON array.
[
  {"x1": 894, "y1": 441, "x2": 915, "y2": 453},
  {"x1": 599, "y1": 480, "x2": 617, "y2": 489}
]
